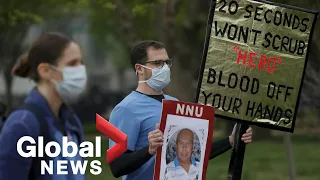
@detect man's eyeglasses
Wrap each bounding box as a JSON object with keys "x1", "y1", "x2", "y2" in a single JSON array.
[{"x1": 145, "y1": 59, "x2": 173, "y2": 69}]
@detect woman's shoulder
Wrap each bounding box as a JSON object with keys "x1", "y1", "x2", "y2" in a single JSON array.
[{"x1": 1, "y1": 109, "x2": 40, "y2": 138}]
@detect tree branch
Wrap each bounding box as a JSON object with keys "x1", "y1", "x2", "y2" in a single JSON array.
[
  {"x1": 156, "y1": 0, "x2": 180, "y2": 55},
  {"x1": 155, "y1": 0, "x2": 197, "y2": 101},
  {"x1": 112, "y1": 0, "x2": 140, "y2": 48}
]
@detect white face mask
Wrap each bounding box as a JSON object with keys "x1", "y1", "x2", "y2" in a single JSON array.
[
  {"x1": 51, "y1": 65, "x2": 87, "y2": 103},
  {"x1": 138, "y1": 64, "x2": 171, "y2": 91}
]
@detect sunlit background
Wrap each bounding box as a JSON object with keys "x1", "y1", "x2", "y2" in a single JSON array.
[{"x1": 0, "y1": 0, "x2": 319, "y2": 179}]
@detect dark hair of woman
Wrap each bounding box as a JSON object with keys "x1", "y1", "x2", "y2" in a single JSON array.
[{"x1": 12, "y1": 32, "x2": 72, "y2": 82}]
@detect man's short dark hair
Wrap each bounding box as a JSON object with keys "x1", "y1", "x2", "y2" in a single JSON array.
[{"x1": 130, "y1": 40, "x2": 165, "y2": 70}]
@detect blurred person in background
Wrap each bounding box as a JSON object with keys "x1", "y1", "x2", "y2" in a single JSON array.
[
  {"x1": 0, "y1": 32, "x2": 87, "y2": 180},
  {"x1": 108, "y1": 40, "x2": 253, "y2": 180}
]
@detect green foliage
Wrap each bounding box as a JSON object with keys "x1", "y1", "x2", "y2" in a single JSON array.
[
  {"x1": 0, "y1": 0, "x2": 90, "y2": 30},
  {"x1": 86, "y1": 0, "x2": 209, "y2": 69},
  {"x1": 132, "y1": 3, "x2": 155, "y2": 17},
  {"x1": 4, "y1": 10, "x2": 43, "y2": 27},
  {"x1": 0, "y1": 0, "x2": 92, "y2": 73},
  {"x1": 84, "y1": 135, "x2": 320, "y2": 180}
]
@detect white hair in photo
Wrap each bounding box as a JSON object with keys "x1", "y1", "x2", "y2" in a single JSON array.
[{"x1": 165, "y1": 126, "x2": 204, "y2": 164}]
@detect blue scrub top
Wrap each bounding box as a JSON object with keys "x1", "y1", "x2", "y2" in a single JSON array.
[{"x1": 109, "y1": 91, "x2": 178, "y2": 180}]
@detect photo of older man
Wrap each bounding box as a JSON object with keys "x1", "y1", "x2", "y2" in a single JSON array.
[{"x1": 165, "y1": 128, "x2": 200, "y2": 180}]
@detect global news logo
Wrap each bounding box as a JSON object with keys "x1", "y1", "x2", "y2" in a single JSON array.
[{"x1": 16, "y1": 114, "x2": 127, "y2": 175}]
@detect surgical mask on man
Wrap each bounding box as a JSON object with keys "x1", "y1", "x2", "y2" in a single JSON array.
[
  {"x1": 51, "y1": 65, "x2": 87, "y2": 103},
  {"x1": 138, "y1": 64, "x2": 171, "y2": 91}
]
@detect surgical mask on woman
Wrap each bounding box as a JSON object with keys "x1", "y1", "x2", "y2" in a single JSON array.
[
  {"x1": 138, "y1": 64, "x2": 171, "y2": 91},
  {"x1": 51, "y1": 65, "x2": 87, "y2": 103}
]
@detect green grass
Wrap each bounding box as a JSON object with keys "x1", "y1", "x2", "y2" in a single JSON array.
[{"x1": 84, "y1": 136, "x2": 320, "y2": 180}]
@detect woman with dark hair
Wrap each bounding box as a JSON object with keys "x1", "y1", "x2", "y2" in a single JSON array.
[{"x1": 0, "y1": 32, "x2": 87, "y2": 180}]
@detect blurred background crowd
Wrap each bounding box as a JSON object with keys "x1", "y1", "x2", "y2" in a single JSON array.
[{"x1": 0, "y1": 0, "x2": 319, "y2": 179}]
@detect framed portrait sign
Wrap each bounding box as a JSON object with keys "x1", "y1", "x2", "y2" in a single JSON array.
[{"x1": 154, "y1": 100, "x2": 215, "y2": 180}]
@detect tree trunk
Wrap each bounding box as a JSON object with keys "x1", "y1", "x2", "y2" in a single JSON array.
[
  {"x1": 284, "y1": 132, "x2": 296, "y2": 180},
  {"x1": 157, "y1": 0, "x2": 195, "y2": 102},
  {"x1": 118, "y1": 68, "x2": 127, "y2": 92},
  {"x1": 253, "y1": 126, "x2": 271, "y2": 140},
  {"x1": 4, "y1": 68, "x2": 13, "y2": 111},
  {"x1": 225, "y1": 121, "x2": 236, "y2": 136},
  {"x1": 164, "y1": 65, "x2": 195, "y2": 102},
  {"x1": 0, "y1": 26, "x2": 28, "y2": 111}
]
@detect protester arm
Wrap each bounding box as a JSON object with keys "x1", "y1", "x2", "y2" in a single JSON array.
[
  {"x1": 109, "y1": 105, "x2": 140, "y2": 151},
  {"x1": 108, "y1": 105, "x2": 145, "y2": 177},
  {"x1": 109, "y1": 146, "x2": 153, "y2": 177},
  {"x1": 209, "y1": 137, "x2": 232, "y2": 160},
  {"x1": 0, "y1": 111, "x2": 39, "y2": 180}
]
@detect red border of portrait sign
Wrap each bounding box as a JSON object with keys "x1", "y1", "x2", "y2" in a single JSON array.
[{"x1": 154, "y1": 100, "x2": 215, "y2": 180}]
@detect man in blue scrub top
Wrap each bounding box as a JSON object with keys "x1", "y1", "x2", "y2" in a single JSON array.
[{"x1": 109, "y1": 40, "x2": 253, "y2": 180}]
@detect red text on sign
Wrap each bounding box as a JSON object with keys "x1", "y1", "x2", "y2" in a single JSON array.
[{"x1": 233, "y1": 46, "x2": 282, "y2": 74}]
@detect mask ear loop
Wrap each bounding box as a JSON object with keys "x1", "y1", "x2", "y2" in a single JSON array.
[
  {"x1": 47, "y1": 64, "x2": 62, "y2": 85},
  {"x1": 136, "y1": 70, "x2": 146, "y2": 83},
  {"x1": 48, "y1": 64, "x2": 60, "y2": 71},
  {"x1": 136, "y1": 64, "x2": 151, "y2": 83}
]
